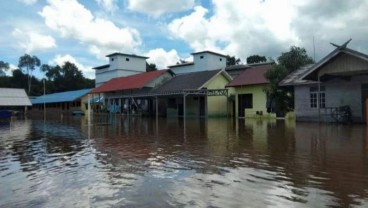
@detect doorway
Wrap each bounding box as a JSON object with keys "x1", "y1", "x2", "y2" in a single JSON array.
[
  {"x1": 238, "y1": 94, "x2": 253, "y2": 117},
  {"x1": 362, "y1": 84, "x2": 368, "y2": 123}
]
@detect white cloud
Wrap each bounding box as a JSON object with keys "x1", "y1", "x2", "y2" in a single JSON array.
[
  {"x1": 127, "y1": 0, "x2": 195, "y2": 17},
  {"x1": 167, "y1": 0, "x2": 368, "y2": 62},
  {"x1": 39, "y1": 0, "x2": 141, "y2": 59},
  {"x1": 50, "y1": 54, "x2": 95, "y2": 79},
  {"x1": 12, "y1": 28, "x2": 57, "y2": 53},
  {"x1": 145, "y1": 48, "x2": 181, "y2": 69},
  {"x1": 96, "y1": 0, "x2": 118, "y2": 13},
  {"x1": 18, "y1": 0, "x2": 37, "y2": 5},
  {"x1": 168, "y1": 1, "x2": 299, "y2": 61},
  {"x1": 4, "y1": 64, "x2": 19, "y2": 76}
]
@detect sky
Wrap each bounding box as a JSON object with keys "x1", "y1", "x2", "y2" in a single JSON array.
[{"x1": 1, "y1": 0, "x2": 368, "y2": 79}]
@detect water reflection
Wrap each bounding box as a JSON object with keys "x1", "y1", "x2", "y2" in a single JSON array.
[{"x1": 0, "y1": 116, "x2": 368, "y2": 207}]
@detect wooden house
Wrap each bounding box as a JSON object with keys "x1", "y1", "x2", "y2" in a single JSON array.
[{"x1": 280, "y1": 40, "x2": 368, "y2": 123}]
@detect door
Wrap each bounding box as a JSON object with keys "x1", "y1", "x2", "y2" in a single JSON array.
[
  {"x1": 362, "y1": 84, "x2": 368, "y2": 123},
  {"x1": 199, "y1": 96, "x2": 205, "y2": 117},
  {"x1": 238, "y1": 94, "x2": 253, "y2": 117}
]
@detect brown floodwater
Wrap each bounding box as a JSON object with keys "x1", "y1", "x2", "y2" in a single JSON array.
[{"x1": 1, "y1": 115, "x2": 368, "y2": 207}]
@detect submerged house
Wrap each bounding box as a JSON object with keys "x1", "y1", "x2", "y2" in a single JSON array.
[
  {"x1": 90, "y1": 69, "x2": 174, "y2": 115},
  {"x1": 31, "y1": 88, "x2": 92, "y2": 115},
  {"x1": 226, "y1": 64, "x2": 275, "y2": 118},
  {"x1": 280, "y1": 40, "x2": 368, "y2": 123},
  {"x1": 153, "y1": 69, "x2": 232, "y2": 118},
  {"x1": 0, "y1": 88, "x2": 32, "y2": 112}
]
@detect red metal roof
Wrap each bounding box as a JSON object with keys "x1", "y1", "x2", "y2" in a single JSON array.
[
  {"x1": 226, "y1": 64, "x2": 272, "y2": 87},
  {"x1": 91, "y1": 70, "x2": 169, "y2": 93}
]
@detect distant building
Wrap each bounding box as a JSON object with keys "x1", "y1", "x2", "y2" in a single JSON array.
[
  {"x1": 30, "y1": 89, "x2": 92, "y2": 116},
  {"x1": 227, "y1": 64, "x2": 274, "y2": 118},
  {"x1": 93, "y1": 53, "x2": 149, "y2": 87},
  {"x1": 0, "y1": 88, "x2": 32, "y2": 111},
  {"x1": 280, "y1": 40, "x2": 368, "y2": 123},
  {"x1": 168, "y1": 51, "x2": 227, "y2": 74},
  {"x1": 90, "y1": 70, "x2": 174, "y2": 115}
]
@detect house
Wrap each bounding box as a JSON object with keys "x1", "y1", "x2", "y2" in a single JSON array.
[
  {"x1": 280, "y1": 40, "x2": 368, "y2": 123},
  {"x1": 90, "y1": 70, "x2": 174, "y2": 115},
  {"x1": 30, "y1": 88, "x2": 92, "y2": 116},
  {"x1": 0, "y1": 88, "x2": 32, "y2": 112},
  {"x1": 93, "y1": 53, "x2": 149, "y2": 87},
  {"x1": 168, "y1": 51, "x2": 227, "y2": 74},
  {"x1": 226, "y1": 64, "x2": 275, "y2": 118},
  {"x1": 153, "y1": 69, "x2": 233, "y2": 117}
]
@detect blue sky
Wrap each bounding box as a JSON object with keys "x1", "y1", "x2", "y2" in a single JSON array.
[{"x1": 1, "y1": 0, "x2": 368, "y2": 79}]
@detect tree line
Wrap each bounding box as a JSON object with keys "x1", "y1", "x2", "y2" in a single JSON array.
[{"x1": 0, "y1": 54, "x2": 94, "y2": 96}]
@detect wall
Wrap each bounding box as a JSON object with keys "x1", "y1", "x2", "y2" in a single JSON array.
[
  {"x1": 295, "y1": 75, "x2": 368, "y2": 122},
  {"x1": 95, "y1": 70, "x2": 142, "y2": 87},
  {"x1": 193, "y1": 53, "x2": 226, "y2": 72},
  {"x1": 204, "y1": 72, "x2": 231, "y2": 117},
  {"x1": 109, "y1": 55, "x2": 146, "y2": 72},
  {"x1": 232, "y1": 84, "x2": 275, "y2": 118}
]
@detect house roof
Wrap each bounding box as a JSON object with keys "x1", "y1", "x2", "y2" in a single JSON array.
[
  {"x1": 154, "y1": 69, "x2": 223, "y2": 93},
  {"x1": 226, "y1": 64, "x2": 272, "y2": 87},
  {"x1": 91, "y1": 70, "x2": 170, "y2": 93},
  {"x1": 279, "y1": 64, "x2": 317, "y2": 86},
  {"x1": 167, "y1": 62, "x2": 194, "y2": 68},
  {"x1": 191, "y1": 50, "x2": 227, "y2": 57},
  {"x1": 0, "y1": 88, "x2": 32, "y2": 106},
  {"x1": 106, "y1": 53, "x2": 149, "y2": 59},
  {"x1": 32, "y1": 88, "x2": 92, "y2": 104},
  {"x1": 93, "y1": 64, "x2": 110, "y2": 70},
  {"x1": 301, "y1": 39, "x2": 368, "y2": 80}
]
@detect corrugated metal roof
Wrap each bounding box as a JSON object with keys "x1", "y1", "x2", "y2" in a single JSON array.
[
  {"x1": 32, "y1": 88, "x2": 92, "y2": 104},
  {"x1": 0, "y1": 88, "x2": 32, "y2": 106},
  {"x1": 91, "y1": 70, "x2": 170, "y2": 93},
  {"x1": 279, "y1": 64, "x2": 317, "y2": 86},
  {"x1": 154, "y1": 70, "x2": 221, "y2": 93},
  {"x1": 226, "y1": 64, "x2": 272, "y2": 87}
]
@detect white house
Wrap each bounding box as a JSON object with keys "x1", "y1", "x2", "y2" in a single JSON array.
[
  {"x1": 168, "y1": 51, "x2": 227, "y2": 74},
  {"x1": 93, "y1": 53, "x2": 149, "y2": 87}
]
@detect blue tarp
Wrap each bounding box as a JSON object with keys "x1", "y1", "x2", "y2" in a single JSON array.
[{"x1": 32, "y1": 89, "x2": 92, "y2": 104}]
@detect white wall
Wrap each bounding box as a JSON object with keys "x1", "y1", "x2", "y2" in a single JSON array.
[
  {"x1": 109, "y1": 55, "x2": 146, "y2": 72},
  {"x1": 170, "y1": 52, "x2": 226, "y2": 74}
]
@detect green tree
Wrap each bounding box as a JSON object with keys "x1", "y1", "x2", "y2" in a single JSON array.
[
  {"x1": 226, "y1": 55, "x2": 241, "y2": 66},
  {"x1": 18, "y1": 54, "x2": 41, "y2": 95},
  {"x1": 264, "y1": 46, "x2": 314, "y2": 116},
  {"x1": 278, "y1": 46, "x2": 314, "y2": 72},
  {"x1": 146, "y1": 63, "x2": 157, "y2": 72},
  {"x1": 41, "y1": 61, "x2": 94, "y2": 92},
  {"x1": 0, "y1": 61, "x2": 9, "y2": 71},
  {"x1": 246, "y1": 55, "x2": 267, "y2": 64}
]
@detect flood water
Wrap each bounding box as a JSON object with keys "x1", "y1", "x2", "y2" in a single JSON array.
[{"x1": 1, "y1": 116, "x2": 368, "y2": 207}]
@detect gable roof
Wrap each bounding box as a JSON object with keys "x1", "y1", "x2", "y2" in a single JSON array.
[
  {"x1": 226, "y1": 64, "x2": 272, "y2": 87},
  {"x1": 0, "y1": 88, "x2": 32, "y2": 106},
  {"x1": 191, "y1": 50, "x2": 227, "y2": 57},
  {"x1": 154, "y1": 69, "x2": 222, "y2": 93},
  {"x1": 106, "y1": 53, "x2": 148, "y2": 59},
  {"x1": 301, "y1": 40, "x2": 368, "y2": 80},
  {"x1": 91, "y1": 70, "x2": 170, "y2": 93},
  {"x1": 32, "y1": 88, "x2": 92, "y2": 104}
]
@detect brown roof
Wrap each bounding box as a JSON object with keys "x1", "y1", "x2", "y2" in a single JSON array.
[
  {"x1": 91, "y1": 70, "x2": 170, "y2": 93},
  {"x1": 226, "y1": 64, "x2": 272, "y2": 87}
]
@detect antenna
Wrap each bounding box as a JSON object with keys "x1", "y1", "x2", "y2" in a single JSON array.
[{"x1": 313, "y1": 36, "x2": 316, "y2": 62}]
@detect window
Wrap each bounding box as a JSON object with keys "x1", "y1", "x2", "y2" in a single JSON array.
[
  {"x1": 219, "y1": 58, "x2": 222, "y2": 61},
  {"x1": 310, "y1": 86, "x2": 325, "y2": 108},
  {"x1": 200, "y1": 55, "x2": 204, "y2": 59},
  {"x1": 126, "y1": 58, "x2": 130, "y2": 61},
  {"x1": 111, "y1": 58, "x2": 114, "y2": 61}
]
